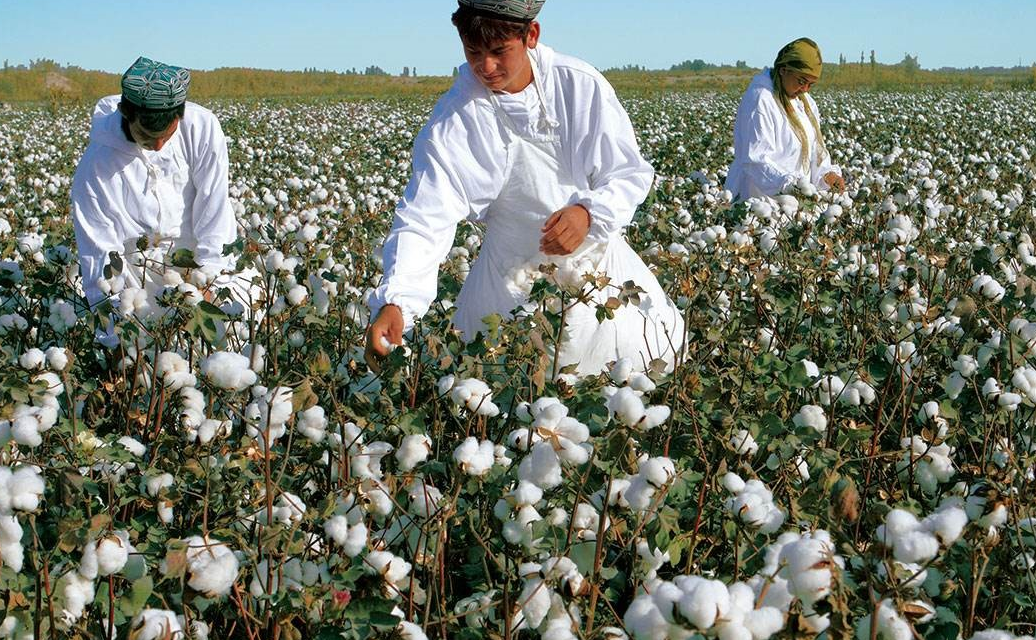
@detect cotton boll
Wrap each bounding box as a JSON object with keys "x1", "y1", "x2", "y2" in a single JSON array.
[
  {"x1": 324, "y1": 516, "x2": 368, "y2": 557},
  {"x1": 610, "y1": 358, "x2": 635, "y2": 384},
  {"x1": 922, "y1": 505, "x2": 968, "y2": 546},
  {"x1": 18, "y1": 348, "x2": 45, "y2": 371},
  {"x1": 454, "y1": 437, "x2": 497, "y2": 477},
  {"x1": 675, "y1": 577, "x2": 729, "y2": 629},
  {"x1": 365, "y1": 550, "x2": 412, "y2": 593},
  {"x1": 94, "y1": 531, "x2": 130, "y2": 576},
  {"x1": 517, "y1": 442, "x2": 563, "y2": 489},
  {"x1": 59, "y1": 571, "x2": 96, "y2": 625},
  {"x1": 731, "y1": 429, "x2": 759, "y2": 455},
  {"x1": 4, "y1": 466, "x2": 46, "y2": 512},
  {"x1": 623, "y1": 595, "x2": 669, "y2": 640},
  {"x1": 129, "y1": 609, "x2": 183, "y2": 640},
  {"x1": 793, "y1": 405, "x2": 827, "y2": 434},
  {"x1": 296, "y1": 405, "x2": 327, "y2": 443},
  {"x1": 45, "y1": 346, "x2": 69, "y2": 372},
  {"x1": 854, "y1": 600, "x2": 912, "y2": 640},
  {"x1": 407, "y1": 480, "x2": 444, "y2": 519},
  {"x1": 512, "y1": 578, "x2": 552, "y2": 631},
  {"x1": 201, "y1": 351, "x2": 257, "y2": 391},
  {"x1": 182, "y1": 535, "x2": 239, "y2": 597},
  {"x1": 722, "y1": 473, "x2": 746, "y2": 494},
  {"x1": 145, "y1": 473, "x2": 174, "y2": 498},
  {"x1": 606, "y1": 386, "x2": 646, "y2": 426},
  {"x1": 0, "y1": 515, "x2": 24, "y2": 572},
  {"x1": 396, "y1": 434, "x2": 432, "y2": 472}
]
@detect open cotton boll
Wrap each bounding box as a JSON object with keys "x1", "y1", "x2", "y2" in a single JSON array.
[
  {"x1": 815, "y1": 375, "x2": 845, "y2": 405},
  {"x1": 675, "y1": 576, "x2": 730, "y2": 629},
  {"x1": 145, "y1": 473, "x2": 174, "y2": 497},
  {"x1": 395, "y1": 434, "x2": 432, "y2": 472},
  {"x1": 623, "y1": 594, "x2": 670, "y2": 640},
  {"x1": 453, "y1": 437, "x2": 497, "y2": 477},
  {"x1": 969, "y1": 630, "x2": 1036, "y2": 640},
  {"x1": 200, "y1": 351, "x2": 257, "y2": 391},
  {"x1": 352, "y1": 441, "x2": 394, "y2": 481},
  {"x1": 0, "y1": 515, "x2": 24, "y2": 572},
  {"x1": 778, "y1": 533, "x2": 841, "y2": 606},
  {"x1": 155, "y1": 351, "x2": 196, "y2": 391},
  {"x1": 18, "y1": 348, "x2": 45, "y2": 371},
  {"x1": 610, "y1": 358, "x2": 635, "y2": 385},
  {"x1": 921, "y1": 504, "x2": 968, "y2": 546},
  {"x1": 0, "y1": 465, "x2": 46, "y2": 513},
  {"x1": 129, "y1": 609, "x2": 183, "y2": 640},
  {"x1": 854, "y1": 600, "x2": 912, "y2": 640},
  {"x1": 793, "y1": 405, "x2": 827, "y2": 434},
  {"x1": 517, "y1": 441, "x2": 563, "y2": 489},
  {"x1": 730, "y1": 429, "x2": 759, "y2": 455},
  {"x1": 58, "y1": 571, "x2": 96, "y2": 625},
  {"x1": 407, "y1": 479, "x2": 444, "y2": 519},
  {"x1": 365, "y1": 550, "x2": 412, "y2": 592},
  {"x1": 606, "y1": 386, "x2": 646, "y2": 426},
  {"x1": 448, "y1": 378, "x2": 499, "y2": 416},
  {"x1": 94, "y1": 531, "x2": 130, "y2": 576},
  {"x1": 725, "y1": 479, "x2": 786, "y2": 534},
  {"x1": 118, "y1": 435, "x2": 146, "y2": 457},
  {"x1": 512, "y1": 577, "x2": 553, "y2": 631},
  {"x1": 397, "y1": 621, "x2": 429, "y2": 640},
  {"x1": 44, "y1": 346, "x2": 69, "y2": 372},
  {"x1": 296, "y1": 405, "x2": 327, "y2": 443},
  {"x1": 182, "y1": 535, "x2": 239, "y2": 597},
  {"x1": 325, "y1": 516, "x2": 368, "y2": 557}
]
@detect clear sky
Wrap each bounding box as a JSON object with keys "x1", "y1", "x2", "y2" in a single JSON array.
[{"x1": 2, "y1": 0, "x2": 1033, "y2": 75}]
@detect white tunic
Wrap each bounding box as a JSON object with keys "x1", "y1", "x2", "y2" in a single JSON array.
[
  {"x1": 369, "y1": 44, "x2": 656, "y2": 328},
  {"x1": 725, "y1": 69, "x2": 841, "y2": 201},
  {"x1": 71, "y1": 95, "x2": 237, "y2": 307}
]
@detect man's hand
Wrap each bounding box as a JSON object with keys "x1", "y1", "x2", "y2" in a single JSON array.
[
  {"x1": 823, "y1": 172, "x2": 845, "y2": 193},
  {"x1": 364, "y1": 304, "x2": 404, "y2": 371},
  {"x1": 541, "y1": 205, "x2": 591, "y2": 256}
]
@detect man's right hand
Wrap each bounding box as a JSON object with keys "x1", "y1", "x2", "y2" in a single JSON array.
[{"x1": 365, "y1": 304, "x2": 404, "y2": 370}]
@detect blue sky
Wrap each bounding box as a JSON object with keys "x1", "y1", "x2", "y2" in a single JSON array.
[{"x1": 2, "y1": 0, "x2": 1033, "y2": 75}]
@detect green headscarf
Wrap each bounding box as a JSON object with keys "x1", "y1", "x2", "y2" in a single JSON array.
[{"x1": 771, "y1": 38, "x2": 828, "y2": 174}]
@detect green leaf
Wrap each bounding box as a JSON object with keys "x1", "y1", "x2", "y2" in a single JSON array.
[
  {"x1": 170, "y1": 248, "x2": 201, "y2": 269},
  {"x1": 120, "y1": 575, "x2": 153, "y2": 617}
]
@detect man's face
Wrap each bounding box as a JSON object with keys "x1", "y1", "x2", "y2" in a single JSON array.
[
  {"x1": 128, "y1": 117, "x2": 179, "y2": 151},
  {"x1": 779, "y1": 67, "x2": 818, "y2": 99},
  {"x1": 462, "y1": 22, "x2": 540, "y2": 93}
]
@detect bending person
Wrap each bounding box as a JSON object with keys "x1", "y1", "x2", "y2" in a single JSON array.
[
  {"x1": 366, "y1": 1, "x2": 683, "y2": 376},
  {"x1": 725, "y1": 38, "x2": 844, "y2": 201}
]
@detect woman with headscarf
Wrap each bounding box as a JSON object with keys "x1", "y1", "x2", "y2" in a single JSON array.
[{"x1": 725, "y1": 38, "x2": 844, "y2": 201}]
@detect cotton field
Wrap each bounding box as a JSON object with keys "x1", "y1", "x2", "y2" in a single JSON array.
[{"x1": 0, "y1": 90, "x2": 1035, "y2": 639}]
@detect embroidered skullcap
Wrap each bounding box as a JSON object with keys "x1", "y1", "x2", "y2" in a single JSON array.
[
  {"x1": 120, "y1": 57, "x2": 191, "y2": 109},
  {"x1": 457, "y1": 0, "x2": 545, "y2": 22}
]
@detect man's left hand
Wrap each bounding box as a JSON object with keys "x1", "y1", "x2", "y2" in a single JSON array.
[{"x1": 541, "y1": 205, "x2": 591, "y2": 256}]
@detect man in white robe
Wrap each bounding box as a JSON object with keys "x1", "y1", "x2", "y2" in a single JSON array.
[
  {"x1": 71, "y1": 57, "x2": 237, "y2": 315},
  {"x1": 366, "y1": 1, "x2": 684, "y2": 374}
]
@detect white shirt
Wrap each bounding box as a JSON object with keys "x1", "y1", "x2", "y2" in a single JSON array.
[
  {"x1": 725, "y1": 69, "x2": 841, "y2": 201},
  {"x1": 368, "y1": 44, "x2": 654, "y2": 326},
  {"x1": 71, "y1": 95, "x2": 237, "y2": 307}
]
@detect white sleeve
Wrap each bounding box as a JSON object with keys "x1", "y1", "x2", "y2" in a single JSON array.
[
  {"x1": 188, "y1": 115, "x2": 237, "y2": 269},
  {"x1": 71, "y1": 168, "x2": 122, "y2": 309},
  {"x1": 806, "y1": 95, "x2": 841, "y2": 187},
  {"x1": 736, "y1": 96, "x2": 798, "y2": 197},
  {"x1": 368, "y1": 134, "x2": 491, "y2": 328},
  {"x1": 566, "y1": 80, "x2": 654, "y2": 243}
]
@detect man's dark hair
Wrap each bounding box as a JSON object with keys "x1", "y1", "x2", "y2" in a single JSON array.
[
  {"x1": 118, "y1": 99, "x2": 185, "y2": 135},
  {"x1": 451, "y1": 5, "x2": 532, "y2": 48}
]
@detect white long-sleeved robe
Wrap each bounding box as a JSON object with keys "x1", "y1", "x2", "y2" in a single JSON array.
[
  {"x1": 368, "y1": 44, "x2": 654, "y2": 328},
  {"x1": 71, "y1": 95, "x2": 237, "y2": 307},
  {"x1": 725, "y1": 69, "x2": 841, "y2": 201}
]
